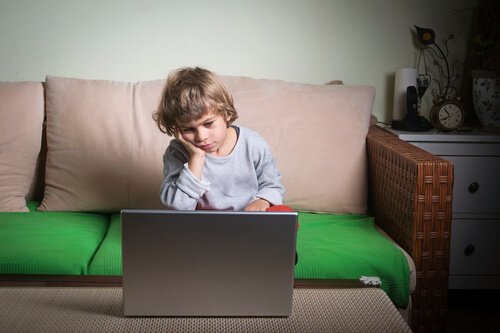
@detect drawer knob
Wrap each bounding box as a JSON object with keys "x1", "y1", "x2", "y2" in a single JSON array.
[
  {"x1": 464, "y1": 245, "x2": 475, "y2": 256},
  {"x1": 468, "y1": 182, "x2": 480, "y2": 193}
]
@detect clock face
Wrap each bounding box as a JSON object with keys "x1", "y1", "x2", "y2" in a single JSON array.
[{"x1": 438, "y1": 102, "x2": 463, "y2": 129}]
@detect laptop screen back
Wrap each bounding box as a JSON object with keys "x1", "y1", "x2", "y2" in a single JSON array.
[{"x1": 121, "y1": 209, "x2": 298, "y2": 317}]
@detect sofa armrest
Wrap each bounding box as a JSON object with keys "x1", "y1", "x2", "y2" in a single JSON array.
[{"x1": 366, "y1": 125, "x2": 453, "y2": 333}]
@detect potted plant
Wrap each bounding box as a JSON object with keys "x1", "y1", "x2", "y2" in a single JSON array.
[
  {"x1": 471, "y1": 0, "x2": 500, "y2": 76},
  {"x1": 467, "y1": 0, "x2": 500, "y2": 128}
]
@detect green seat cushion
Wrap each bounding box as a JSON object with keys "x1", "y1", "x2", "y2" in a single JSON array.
[
  {"x1": 88, "y1": 214, "x2": 122, "y2": 275},
  {"x1": 294, "y1": 212, "x2": 410, "y2": 308},
  {"x1": 0, "y1": 201, "x2": 109, "y2": 275},
  {"x1": 87, "y1": 211, "x2": 409, "y2": 308}
]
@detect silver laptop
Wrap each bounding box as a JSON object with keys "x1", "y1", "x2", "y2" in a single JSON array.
[{"x1": 121, "y1": 209, "x2": 298, "y2": 317}]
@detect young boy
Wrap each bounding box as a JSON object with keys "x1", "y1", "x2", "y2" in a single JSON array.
[{"x1": 154, "y1": 67, "x2": 285, "y2": 211}]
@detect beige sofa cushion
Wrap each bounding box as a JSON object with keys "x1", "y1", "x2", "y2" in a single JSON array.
[
  {"x1": 222, "y1": 76, "x2": 375, "y2": 213},
  {"x1": 40, "y1": 75, "x2": 374, "y2": 213},
  {"x1": 39, "y1": 76, "x2": 168, "y2": 211},
  {"x1": 0, "y1": 82, "x2": 45, "y2": 212}
]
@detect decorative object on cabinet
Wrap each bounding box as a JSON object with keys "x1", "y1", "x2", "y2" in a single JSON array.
[
  {"x1": 392, "y1": 84, "x2": 433, "y2": 132},
  {"x1": 391, "y1": 66, "x2": 433, "y2": 132},
  {"x1": 414, "y1": 25, "x2": 467, "y2": 133},
  {"x1": 457, "y1": 0, "x2": 500, "y2": 126},
  {"x1": 429, "y1": 95, "x2": 465, "y2": 132},
  {"x1": 392, "y1": 67, "x2": 418, "y2": 122},
  {"x1": 468, "y1": 0, "x2": 500, "y2": 74},
  {"x1": 472, "y1": 76, "x2": 500, "y2": 129},
  {"x1": 415, "y1": 25, "x2": 462, "y2": 99}
]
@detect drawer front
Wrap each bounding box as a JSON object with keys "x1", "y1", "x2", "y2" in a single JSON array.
[
  {"x1": 450, "y1": 219, "x2": 500, "y2": 275},
  {"x1": 446, "y1": 156, "x2": 500, "y2": 215}
]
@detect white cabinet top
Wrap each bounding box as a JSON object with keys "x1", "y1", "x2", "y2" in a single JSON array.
[{"x1": 384, "y1": 126, "x2": 500, "y2": 143}]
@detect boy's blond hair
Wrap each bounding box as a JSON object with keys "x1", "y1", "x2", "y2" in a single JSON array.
[{"x1": 154, "y1": 67, "x2": 238, "y2": 136}]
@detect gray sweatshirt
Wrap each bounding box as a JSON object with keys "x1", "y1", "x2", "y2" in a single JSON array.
[{"x1": 160, "y1": 126, "x2": 284, "y2": 210}]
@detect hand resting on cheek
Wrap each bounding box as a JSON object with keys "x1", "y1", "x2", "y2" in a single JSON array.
[
  {"x1": 175, "y1": 128, "x2": 205, "y2": 158},
  {"x1": 175, "y1": 128, "x2": 205, "y2": 181}
]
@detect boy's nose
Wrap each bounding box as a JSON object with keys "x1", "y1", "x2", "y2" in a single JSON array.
[{"x1": 195, "y1": 129, "x2": 208, "y2": 142}]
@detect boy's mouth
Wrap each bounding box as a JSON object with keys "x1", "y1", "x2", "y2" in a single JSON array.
[{"x1": 198, "y1": 143, "x2": 214, "y2": 150}]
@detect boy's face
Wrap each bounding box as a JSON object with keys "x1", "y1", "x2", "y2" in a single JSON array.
[{"x1": 176, "y1": 110, "x2": 231, "y2": 155}]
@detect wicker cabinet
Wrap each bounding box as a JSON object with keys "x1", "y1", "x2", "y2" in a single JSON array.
[{"x1": 386, "y1": 128, "x2": 500, "y2": 289}]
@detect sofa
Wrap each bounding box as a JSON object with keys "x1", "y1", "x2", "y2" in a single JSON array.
[{"x1": 0, "y1": 75, "x2": 453, "y2": 332}]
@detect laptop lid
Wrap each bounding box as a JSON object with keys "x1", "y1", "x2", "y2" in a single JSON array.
[{"x1": 121, "y1": 209, "x2": 298, "y2": 317}]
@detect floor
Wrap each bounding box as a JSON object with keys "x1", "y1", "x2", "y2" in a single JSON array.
[
  {"x1": 446, "y1": 289, "x2": 500, "y2": 333},
  {"x1": 0, "y1": 287, "x2": 410, "y2": 333}
]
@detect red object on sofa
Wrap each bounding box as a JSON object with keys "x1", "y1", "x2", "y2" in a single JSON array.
[
  {"x1": 266, "y1": 205, "x2": 298, "y2": 229},
  {"x1": 266, "y1": 205, "x2": 293, "y2": 212}
]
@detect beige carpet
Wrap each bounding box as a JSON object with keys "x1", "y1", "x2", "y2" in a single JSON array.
[{"x1": 0, "y1": 287, "x2": 411, "y2": 333}]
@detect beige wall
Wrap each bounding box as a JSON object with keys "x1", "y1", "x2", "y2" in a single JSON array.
[{"x1": 0, "y1": 0, "x2": 475, "y2": 122}]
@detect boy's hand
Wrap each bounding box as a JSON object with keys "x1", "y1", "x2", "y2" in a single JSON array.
[
  {"x1": 176, "y1": 128, "x2": 205, "y2": 180},
  {"x1": 175, "y1": 128, "x2": 205, "y2": 157},
  {"x1": 244, "y1": 199, "x2": 271, "y2": 211}
]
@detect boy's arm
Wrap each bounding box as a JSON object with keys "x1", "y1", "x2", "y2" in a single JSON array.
[
  {"x1": 244, "y1": 198, "x2": 271, "y2": 211},
  {"x1": 253, "y1": 143, "x2": 285, "y2": 206},
  {"x1": 160, "y1": 141, "x2": 210, "y2": 210}
]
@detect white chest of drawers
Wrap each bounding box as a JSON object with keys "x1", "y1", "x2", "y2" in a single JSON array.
[{"x1": 386, "y1": 127, "x2": 500, "y2": 289}]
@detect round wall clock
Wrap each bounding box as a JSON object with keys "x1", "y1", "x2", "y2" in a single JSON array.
[{"x1": 430, "y1": 97, "x2": 465, "y2": 132}]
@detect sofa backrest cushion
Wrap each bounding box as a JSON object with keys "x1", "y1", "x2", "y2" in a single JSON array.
[
  {"x1": 222, "y1": 76, "x2": 375, "y2": 213},
  {"x1": 39, "y1": 75, "x2": 374, "y2": 213},
  {"x1": 39, "y1": 76, "x2": 167, "y2": 211},
  {"x1": 0, "y1": 82, "x2": 45, "y2": 212}
]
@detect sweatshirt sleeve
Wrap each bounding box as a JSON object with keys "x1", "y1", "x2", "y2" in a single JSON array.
[
  {"x1": 160, "y1": 140, "x2": 210, "y2": 210},
  {"x1": 252, "y1": 136, "x2": 285, "y2": 206}
]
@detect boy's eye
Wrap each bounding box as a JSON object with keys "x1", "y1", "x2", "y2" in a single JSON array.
[
  {"x1": 181, "y1": 128, "x2": 194, "y2": 133},
  {"x1": 204, "y1": 121, "x2": 214, "y2": 127}
]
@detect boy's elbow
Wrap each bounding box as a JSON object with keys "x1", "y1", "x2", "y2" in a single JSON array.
[{"x1": 160, "y1": 189, "x2": 197, "y2": 211}]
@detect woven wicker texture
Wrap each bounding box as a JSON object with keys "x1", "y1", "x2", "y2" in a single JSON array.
[
  {"x1": 0, "y1": 287, "x2": 410, "y2": 333},
  {"x1": 367, "y1": 126, "x2": 453, "y2": 333}
]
